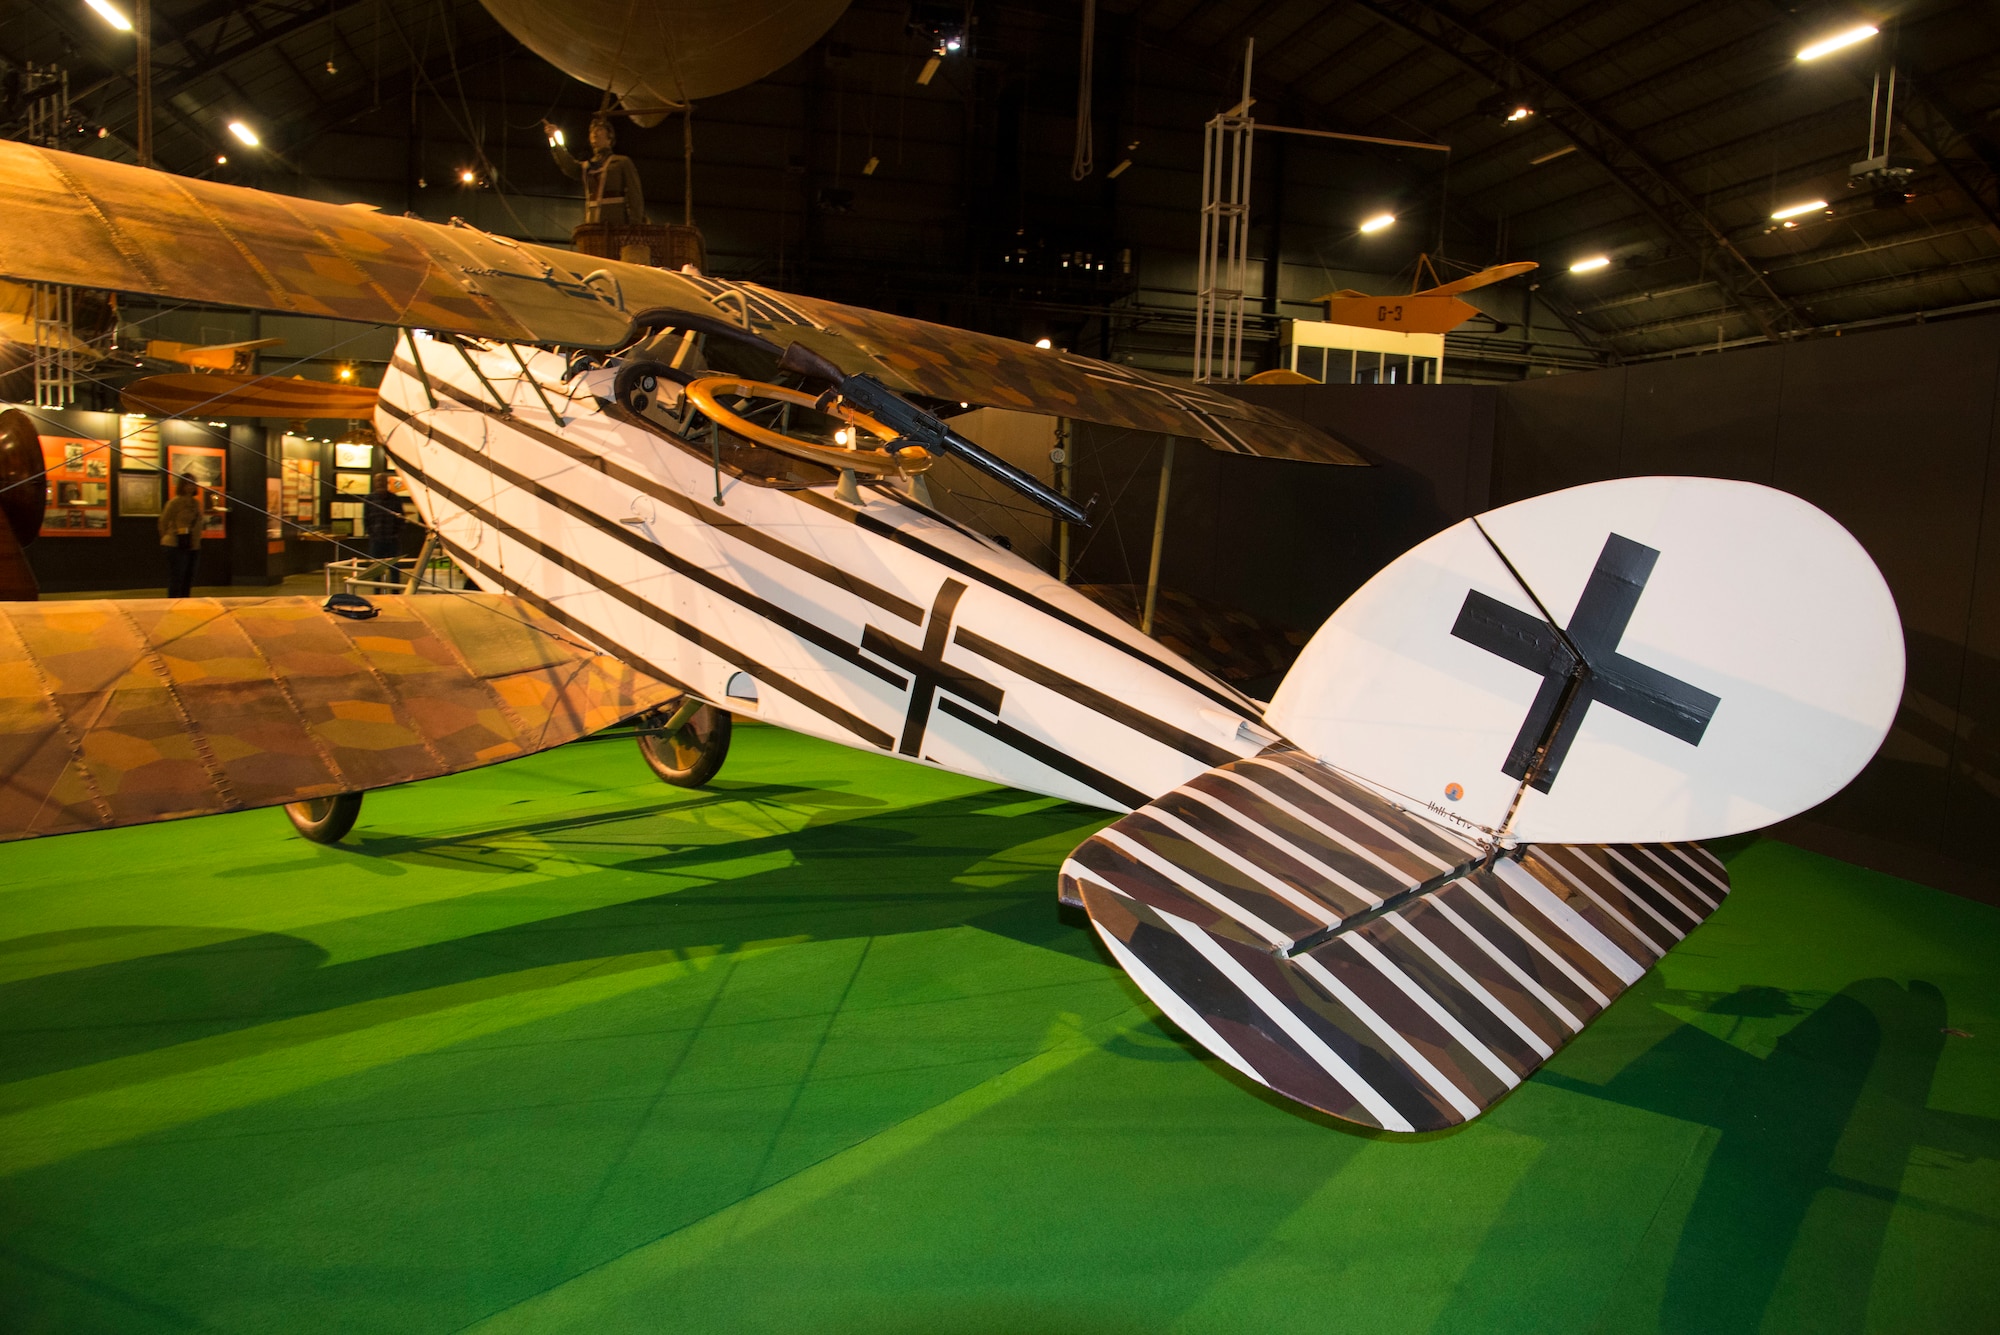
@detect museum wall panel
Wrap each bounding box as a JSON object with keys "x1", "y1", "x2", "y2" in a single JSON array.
[
  {"x1": 1771, "y1": 318, "x2": 2000, "y2": 864},
  {"x1": 1494, "y1": 312, "x2": 2000, "y2": 895},
  {"x1": 1618, "y1": 345, "x2": 1784, "y2": 483}
]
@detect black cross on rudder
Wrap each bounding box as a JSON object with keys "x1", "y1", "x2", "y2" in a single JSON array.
[{"x1": 1451, "y1": 532, "x2": 1721, "y2": 792}]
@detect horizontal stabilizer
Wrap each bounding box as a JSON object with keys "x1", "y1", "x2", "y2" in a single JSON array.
[{"x1": 1064, "y1": 749, "x2": 1729, "y2": 1130}]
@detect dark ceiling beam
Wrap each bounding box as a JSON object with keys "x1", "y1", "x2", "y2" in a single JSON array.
[
  {"x1": 1495, "y1": 104, "x2": 1862, "y2": 245},
  {"x1": 1337, "y1": 0, "x2": 1808, "y2": 342},
  {"x1": 1263, "y1": 19, "x2": 1399, "y2": 104},
  {"x1": 1358, "y1": 0, "x2": 1617, "y2": 136},
  {"x1": 274, "y1": 33, "x2": 522, "y2": 163},
  {"x1": 77, "y1": 1, "x2": 369, "y2": 114},
  {"x1": 1892, "y1": 70, "x2": 2000, "y2": 243},
  {"x1": 1603, "y1": 252, "x2": 2000, "y2": 342},
  {"x1": 1395, "y1": 0, "x2": 1733, "y2": 190},
  {"x1": 1743, "y1": 3, "x2": 2000, "y2": 246}
]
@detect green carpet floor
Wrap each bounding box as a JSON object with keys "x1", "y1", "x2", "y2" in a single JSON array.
[{"x1": 1, "y1": 724, "x2": 1994, "y2": 1334}]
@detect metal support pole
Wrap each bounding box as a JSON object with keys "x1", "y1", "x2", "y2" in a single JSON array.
[
  {"x1": 1140, "y1": 438, "x2": 1175, "y2": 635},
  {"x1": 1055, "y1": 419, "x2": 1073, "y2": 583},
  {"x1": 402, "y1": 529, "x2": 437, "y2": 593},
  {"x1": 136, "y1": 0, "x2": 153, "y2": 168}
]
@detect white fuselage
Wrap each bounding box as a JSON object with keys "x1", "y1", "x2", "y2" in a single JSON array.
[{"x1": 377, "y1": 335, "x2": 1266, "y2": 811}]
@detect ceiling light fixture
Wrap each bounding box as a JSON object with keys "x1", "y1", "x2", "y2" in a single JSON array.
[
  {"x1": 83, "y1": 0, "x2": 132, "y2": 31},
  {"x1": 459, "y1": 168, "x2": 477, "y2": 185},
  {"x1": 1506, "y1": 105, "x2": 1534, "y2": 122},
  {"x1": 1770, "y1": 199, "x2": 1828, "y2": 220},
  {"x1": 1570, "y1": 255, "x2": 1611, "y2": 273},
  {"x1": 1034, "y1": 338, "x2": 1053, "y2": 349},
  {"x1": 227, "y1": 121, "x2": 259, "y2": 147},
  {"x1": 215, "y1": 154, "x2": 227, "y2": 164},
  {"x1": 1358, "y1": 213, "x2": 1396, "y2": 234},
  {"x1": 1797, "y1": 24, "x2": 1877, "y2": 61}
]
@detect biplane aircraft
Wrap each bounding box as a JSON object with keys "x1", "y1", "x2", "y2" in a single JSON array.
[{"x1": 0, "y1": 141, "x2": 1904, "y2": 1131}]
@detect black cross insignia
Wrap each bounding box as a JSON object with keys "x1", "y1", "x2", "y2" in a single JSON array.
[
  {"x1": 861, "y1": 579, "x2": 1004, "y2": 756},
  {"x1": 1450, "y1": 532, "x2": 1721, "y2": 793}
]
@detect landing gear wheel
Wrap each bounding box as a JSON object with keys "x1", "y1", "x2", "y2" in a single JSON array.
[
  {"x1": 285, "y1": 792, "x2": 363, "y2": 844},
  {"x1": 636, "y1": 699, "x2": 733, "y2": 788}
]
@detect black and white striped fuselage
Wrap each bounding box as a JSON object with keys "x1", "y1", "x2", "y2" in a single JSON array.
[{"x1": 375, "y1": 336, "x2": 1265, "y2": 811}]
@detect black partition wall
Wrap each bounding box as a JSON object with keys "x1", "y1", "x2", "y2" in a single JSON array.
[{"x1": 1223, "y1": 311, "x2": 2000, "y2": 899}]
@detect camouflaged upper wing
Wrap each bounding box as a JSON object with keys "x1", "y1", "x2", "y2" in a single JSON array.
[
  {"x1": 0, "y1": 593, "x2": 680, "y2": 841},
  {"x1": 0, "y1": 142, "x2": 1362, "y2": 467}
]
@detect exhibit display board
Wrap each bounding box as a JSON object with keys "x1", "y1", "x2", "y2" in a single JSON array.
[
  {"x1": 117, "y1": 415, "x2": 161, "y2": 471},
  {"x1": 38, "y1": 434, "x2": 110, "y2": 536},
  {"x1": 165, "y1": 442, "x2": 226, "y2": 537},
  {"x1": 281, "y1": 448, "x2": 320, "y2": 531}
]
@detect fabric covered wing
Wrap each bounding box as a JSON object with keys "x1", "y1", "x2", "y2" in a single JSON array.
[
  {"x1": 0, "y1": 593, "x2": 679, "y2": 840},
  {"x1": 1061, "y1": 748, "x2": 1729, "y2": 1131},
  {"x1": 0, "y1": 141, "x2": 639, "y2": 347},
  {"x1": 753, "y1": 288, "x2": 1367, "y2": 465},
  {"x1": 0, "y1": 143, "x2": 1358, "y2": 467}
]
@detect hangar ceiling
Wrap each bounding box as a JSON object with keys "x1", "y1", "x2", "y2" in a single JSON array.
[{"x1": 4, "y1": 0, "x2": 1998, "y2": 375}]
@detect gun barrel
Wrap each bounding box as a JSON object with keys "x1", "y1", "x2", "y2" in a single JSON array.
[
  {"x1": 777, "y1": 341, "x2": 1090, "y2": 526},
  {"x1": 932, "y1": 429, "x2": 1091, "y2": 527}
]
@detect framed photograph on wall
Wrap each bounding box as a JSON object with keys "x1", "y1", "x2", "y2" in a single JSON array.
[
  {"x1": 335, "y1": 471, "x2": 371, "y2": 495},
  {"x1": 118, "y1": 471, "x2": 163, "y2": 517},
  {"x1": 165, "y1": 443, "x2": 227, "y2": 538},
  {"x1": 333, "y1": 441, "x2": 375, "y2": 470},
  {"x1": 38, "y1": 434, "x2": 112, "y2": 537},
  {"x1": 118, "y1": 416, "x2": 162, "y2": 471}
]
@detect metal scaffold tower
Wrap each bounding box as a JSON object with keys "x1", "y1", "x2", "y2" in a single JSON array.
[
  {"x1": 20, "y1": 65, "x2": 81, "y2": 408},
  {"x1": 1193, "y1": 43, "x2": 1255, "y2": 385},
  {"x1": 31, "y1": 284, "x2": 78, "y2": 410}
]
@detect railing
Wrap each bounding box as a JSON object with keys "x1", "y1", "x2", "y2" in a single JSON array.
[{"x1": 322, "y1": 544, "x2": 467, "y2": 598}]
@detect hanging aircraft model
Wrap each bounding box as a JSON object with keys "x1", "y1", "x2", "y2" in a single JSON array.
[
  {"x1": 0, "y1": 142, "x2": 1904, "y2": 1132},
  {"x1": 1316, "y1": 257, "x2": 1539, "y2": 336}
]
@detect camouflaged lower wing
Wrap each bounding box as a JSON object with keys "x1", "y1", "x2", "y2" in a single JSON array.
[
  {"x1": 0, "y1": 593, "x2": 681, "y2": 841},
  {"x1": 1061, "y1": 747, "x2": 1731, "y2": 1132}
]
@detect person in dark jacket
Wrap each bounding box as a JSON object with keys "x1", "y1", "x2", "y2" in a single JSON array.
[
  {"x1": 158, "y1": 474, "x2": 206, "y2": 598},
  {"x1": 362, "y1": 473, "x2": 404, "y2": 560}
]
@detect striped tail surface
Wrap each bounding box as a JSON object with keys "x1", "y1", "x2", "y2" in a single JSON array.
[{"x1": 1060, "y1": 748, "x2": 1730, "y2": 1132}]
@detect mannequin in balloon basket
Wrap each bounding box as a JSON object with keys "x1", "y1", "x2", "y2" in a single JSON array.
[{"x1": 543, "y1": 114, "x2": 647, "y2": 227}]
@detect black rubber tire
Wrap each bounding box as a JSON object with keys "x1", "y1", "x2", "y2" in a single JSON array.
[
  {"x1": 285, "y1": 792, "x2": 364, "y2": 844},
  {"x1": 636, "y1": 701, "x2": 733, "y2": 788}
]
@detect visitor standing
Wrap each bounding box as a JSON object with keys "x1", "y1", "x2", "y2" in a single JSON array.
[
  {"x1": 158, "y1": 474, "x2": 205, "y2": 598},
  {"x1": 362, "y1": 472, "x2": 404, "y2": 561}
]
